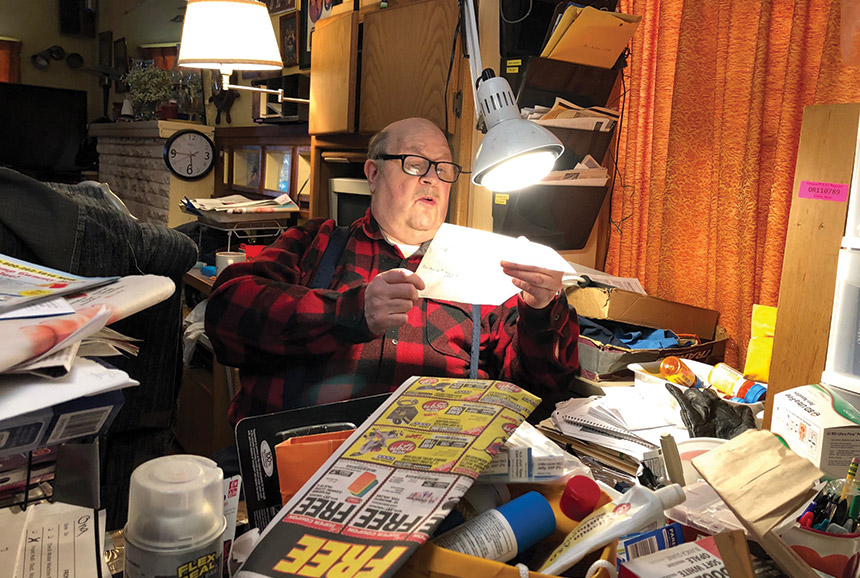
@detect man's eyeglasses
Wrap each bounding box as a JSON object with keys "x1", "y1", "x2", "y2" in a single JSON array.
[{"x1": 376, "y1": 153, "x2": 462, "y2": 183}]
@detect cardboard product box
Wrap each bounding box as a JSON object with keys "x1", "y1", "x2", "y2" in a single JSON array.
[
  {"x1": 770, "y1": 383, "x2": 860, "y2": 479},
  {"x1": 0, "y1": 407, "x2": 53, "y2": 459},
  {"x1": 42, "y1": 388, "x2": 124, "y2": 446},
  {"x1": 577, "y1": 336, "x2": 728, "y2": 382},
  {"x1": 566, "y1": 286, "x2": 720, "y2": 341}
]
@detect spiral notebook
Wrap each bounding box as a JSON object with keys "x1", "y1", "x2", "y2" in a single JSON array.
[
  {"x1": 551, "y1": 397, "x2": 659, "y2": 461},
  {"x1": 555, "y1": 413, "x2": 658, "y2": 450}
]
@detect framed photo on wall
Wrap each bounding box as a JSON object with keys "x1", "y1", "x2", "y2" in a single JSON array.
[
  {"x1": 280, "y1": 13, "x2": 299, "y2": 67},
  {"x1": 266, "y1": 0, "x2": 296, "y2": 14},
  {"x1": 98, "y1": 31, "x2": 113, "y2": 68},
  {"x1": 299, "y1": 0, "x2": 340, "y2": 69},
  {"x1": 113, "y1": 37, "x2": 129, "y2": 93}
]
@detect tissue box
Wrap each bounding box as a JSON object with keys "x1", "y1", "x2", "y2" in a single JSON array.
[{"x1": 771, "y1": 383, "x2": 860, "y2": 478}]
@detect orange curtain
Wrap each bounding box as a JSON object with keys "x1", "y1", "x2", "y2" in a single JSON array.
[{"x1": 607, "y1": 0, "x2": 860, "y2": 367}]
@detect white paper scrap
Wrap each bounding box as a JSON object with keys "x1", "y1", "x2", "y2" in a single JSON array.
[{"x1": 416, "y1": 224, "x2": 576, "y2": 305}]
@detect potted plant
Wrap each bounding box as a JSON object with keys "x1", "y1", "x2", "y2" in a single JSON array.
[{"x1": 122, "y1": 63, "x2": 174, "y2": 120}]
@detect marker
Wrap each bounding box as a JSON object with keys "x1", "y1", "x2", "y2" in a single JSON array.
[
  {"x1": 800, "y1": 487, "x2": 831, "y2": 518},
  {"x1": 841, "y1": 457, "x2": 860, "y2": 502},
  {"x1": 799, "y1": 511, "x2": 814, "y2": 528},
  {"x1": 827, "y1": 522, "x2": 850, "y2": 534},
  {"x1": 832, "y1": 498, "x2": 849, "y2": 527},
  {"x1": 812, "y1": 493, "x2": 834, "y2": 525}
]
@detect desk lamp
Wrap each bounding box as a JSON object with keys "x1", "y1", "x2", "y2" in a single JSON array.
[
  {"x1": 462, "y1": 0, "x2": 563, "y2": 192},
  {"x1": 177, "y1": 0, "x2": 310, "y2": 110}
]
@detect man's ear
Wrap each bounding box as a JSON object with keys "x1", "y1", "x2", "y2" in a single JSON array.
[{"x1": 364, "y1": 159, "x2": 379, "y2": 193}]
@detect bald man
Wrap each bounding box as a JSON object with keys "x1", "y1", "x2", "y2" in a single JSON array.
[{"x1": 205, "y1": 118, "x2": 580, "y2": 424}]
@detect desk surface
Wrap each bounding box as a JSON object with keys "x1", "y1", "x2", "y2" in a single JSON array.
[{"x1": 183, "y1": 268, "x2": 215, "y2": 297}]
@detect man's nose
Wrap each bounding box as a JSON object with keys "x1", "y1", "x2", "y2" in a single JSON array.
[{"x1": 419, "y1": 167, "x2": 441, "y2": 185}]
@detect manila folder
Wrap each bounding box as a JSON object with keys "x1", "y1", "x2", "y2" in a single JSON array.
[{"x1": 548, "y1": 7, "x2": 641, "y2": 69}]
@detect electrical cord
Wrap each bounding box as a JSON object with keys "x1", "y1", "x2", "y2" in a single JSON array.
[
  {"x1": 444, "y1": 12, "x2": 462, "y2": 133},
  {"x1": 607, "y1": 61, "x2": 637, "y2": 237},
  {"x1": 499, "y1": 0, "x2": 532, "y2": 24}
]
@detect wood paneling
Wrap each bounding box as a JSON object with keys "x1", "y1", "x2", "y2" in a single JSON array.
[
  {"x1": 359, "y1": 0, "x2": 458, "y2": 134},
  {"x1": 309, "y1": 12, "x2": 358, "y2": 135},
  {"x1": 765, "y1": 104, "x2": 860, "y2": 428}
]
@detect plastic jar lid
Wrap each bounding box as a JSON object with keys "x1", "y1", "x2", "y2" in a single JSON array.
[{"x1": 559, "y1": 475, "x2": 601, "y2": 522}]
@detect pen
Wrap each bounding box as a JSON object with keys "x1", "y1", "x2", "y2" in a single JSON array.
[{"x1": 840, "y1": 457, "x2": 859, "y2": 502}]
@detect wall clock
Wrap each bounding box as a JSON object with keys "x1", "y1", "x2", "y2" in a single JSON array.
[{"x1": 163, "y1": 129, "x2": 215, "y2": 180}]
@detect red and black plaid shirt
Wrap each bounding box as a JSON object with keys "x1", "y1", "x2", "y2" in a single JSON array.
[{"x1": 205, "y1": 210, "x2": 580, "y2": 425}]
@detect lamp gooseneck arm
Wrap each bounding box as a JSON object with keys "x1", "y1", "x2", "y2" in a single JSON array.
[{"x1": 462, "y1": 0, "x2": 484, "y2": 122}]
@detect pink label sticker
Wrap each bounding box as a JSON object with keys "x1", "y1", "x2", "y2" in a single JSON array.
[{"x1": 799, "y1": 180, "x2": 849, "y2": 202}]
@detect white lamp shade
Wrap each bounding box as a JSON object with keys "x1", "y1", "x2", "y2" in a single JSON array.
[
  {"x1": 178, "y1": 0, "x2": 283, "y2": 71},
  {"x1": 472, "y1": 118, "x2": 564, "y2": 192}
]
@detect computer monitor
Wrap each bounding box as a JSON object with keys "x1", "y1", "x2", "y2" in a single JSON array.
[
  {"x1": 329, "y1": 178, "x2": 372, "y2": 226},
  {"x1": 0, "y1": 82, "x2": 90, "y2": 182}
]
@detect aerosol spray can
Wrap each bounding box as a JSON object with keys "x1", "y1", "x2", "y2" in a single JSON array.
[{"x1": 124, "y1": 455, "x2": 226, "y2": 578}]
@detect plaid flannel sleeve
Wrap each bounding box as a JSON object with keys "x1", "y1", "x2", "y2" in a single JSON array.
[
  {"x1": 204, "y1": 219, "x2": 375, "y2": 368},
  {"x1": 487, "y1": 291, "x2": 579, "y2": 394}
]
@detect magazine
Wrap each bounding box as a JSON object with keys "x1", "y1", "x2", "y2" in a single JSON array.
[
  {"x1": 236, "y1": 376, "x2": 540, "y2": 578},
  {"x1": 0, "y1": 254, "x2": 119, "y2": 314},
  {"x1": 0, "y1": 275, "x2": 175, "y2": 374}
]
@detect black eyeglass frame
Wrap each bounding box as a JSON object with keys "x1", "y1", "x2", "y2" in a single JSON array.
[{"x1": 375, "y1": 153, "x2": 463, "y2": 183}]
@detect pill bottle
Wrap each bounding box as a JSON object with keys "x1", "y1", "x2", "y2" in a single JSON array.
[
  {"x1": 708, "y1": 363, "x2": 767, "y2": 403},
  {"x1": 659, "y1": 356, "x2": 699, "y2": 388}
]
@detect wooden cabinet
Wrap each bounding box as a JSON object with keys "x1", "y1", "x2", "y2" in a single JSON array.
[
  {"x1": 358, "y1": 0, "x2": 459, "y2": 134},
  {"x1": 309, "y1": 0, "x2": 460, "y2": 136},
  {"x1": 306, "y1": 0, "x2": 474, "y2": 225}
]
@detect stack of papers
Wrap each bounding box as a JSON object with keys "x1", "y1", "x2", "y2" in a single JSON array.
[
  {"x1": 539, "y1": 389, "x2": 689, "y2": 479},
  {"x1": 541, "y1": 154, "x2": 609, "y2": 187},
  {"x1": 0, "y1": 253, "x2": 172, "y2": 379},
  {"x1": 524, "y1": 96, "x2": 619, "y2": 131},
  {"x1": 181, "y1": 194, "x2": 299, "y2": 224}
]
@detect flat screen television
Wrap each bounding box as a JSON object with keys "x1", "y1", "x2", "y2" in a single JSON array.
[{"x1": 0, "y1": 82, "x2": 89, "y2": 182}]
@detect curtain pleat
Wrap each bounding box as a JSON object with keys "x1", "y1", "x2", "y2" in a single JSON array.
[{"x1": 608, "y1": 0, "x2": 860, "y2": 367}]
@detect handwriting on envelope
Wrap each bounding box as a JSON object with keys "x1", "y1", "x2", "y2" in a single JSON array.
[{"x1": 415, "y1": 224, "x2": 576, "y2": 305}]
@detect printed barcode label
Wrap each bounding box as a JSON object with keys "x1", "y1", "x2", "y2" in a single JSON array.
[
  {"x1": 626, "y1": 536, "x2": 660, "y2": 559},
  {"x1": 47, "y1": 407, "x2": 112, "y2": 444}
]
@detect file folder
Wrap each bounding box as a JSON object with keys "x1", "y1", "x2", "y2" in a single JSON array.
[{"x1": 544, "y1": 6, "x2": 641, "y2": 69}]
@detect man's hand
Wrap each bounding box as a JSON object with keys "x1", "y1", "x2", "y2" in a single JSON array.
[
  {"x1": 365, "y1": 268, "x2": 425, "y2": 335},
  {"x1": 500, "y1": 261, "x2": 563, "y2": 310}
]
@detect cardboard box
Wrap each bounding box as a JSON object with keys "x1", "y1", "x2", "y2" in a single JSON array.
[
  {"x1": 567, "y1": 286, "x2": 720, "y2": 340},
  {"x1": 0, "y1": 407, "x2": 52, "y2": 459},
  {"x1": 577, "y1": 336, "x2": 728, "y2": 381},
  {"x1": 43, "y1": 388, "x2": 124, "y2": 445},
  {"x1": 771, "y1": 383, "x2": 860, "y2": 479}
]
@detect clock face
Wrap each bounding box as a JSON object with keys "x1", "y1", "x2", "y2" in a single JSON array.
[{"x1": 163, "y1": 130, "x2": 215, "y2": 180}]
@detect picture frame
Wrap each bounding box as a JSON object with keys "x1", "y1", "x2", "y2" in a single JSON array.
[
  {"x1": 280, "y1": 13, "x2": 299, "y2": 68},
  {"x1": 266, "y1": 0, "x2": 296, "y2": 15},
  {"x1": 299, "y1": 0, "x2": 343, "y2": 69},
  {"x1": 113, "y1": 37, "x2": 129, "y2": 93},
  {"x1": 98, "y1": 31, "x2": 113, "y2": 68}
]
